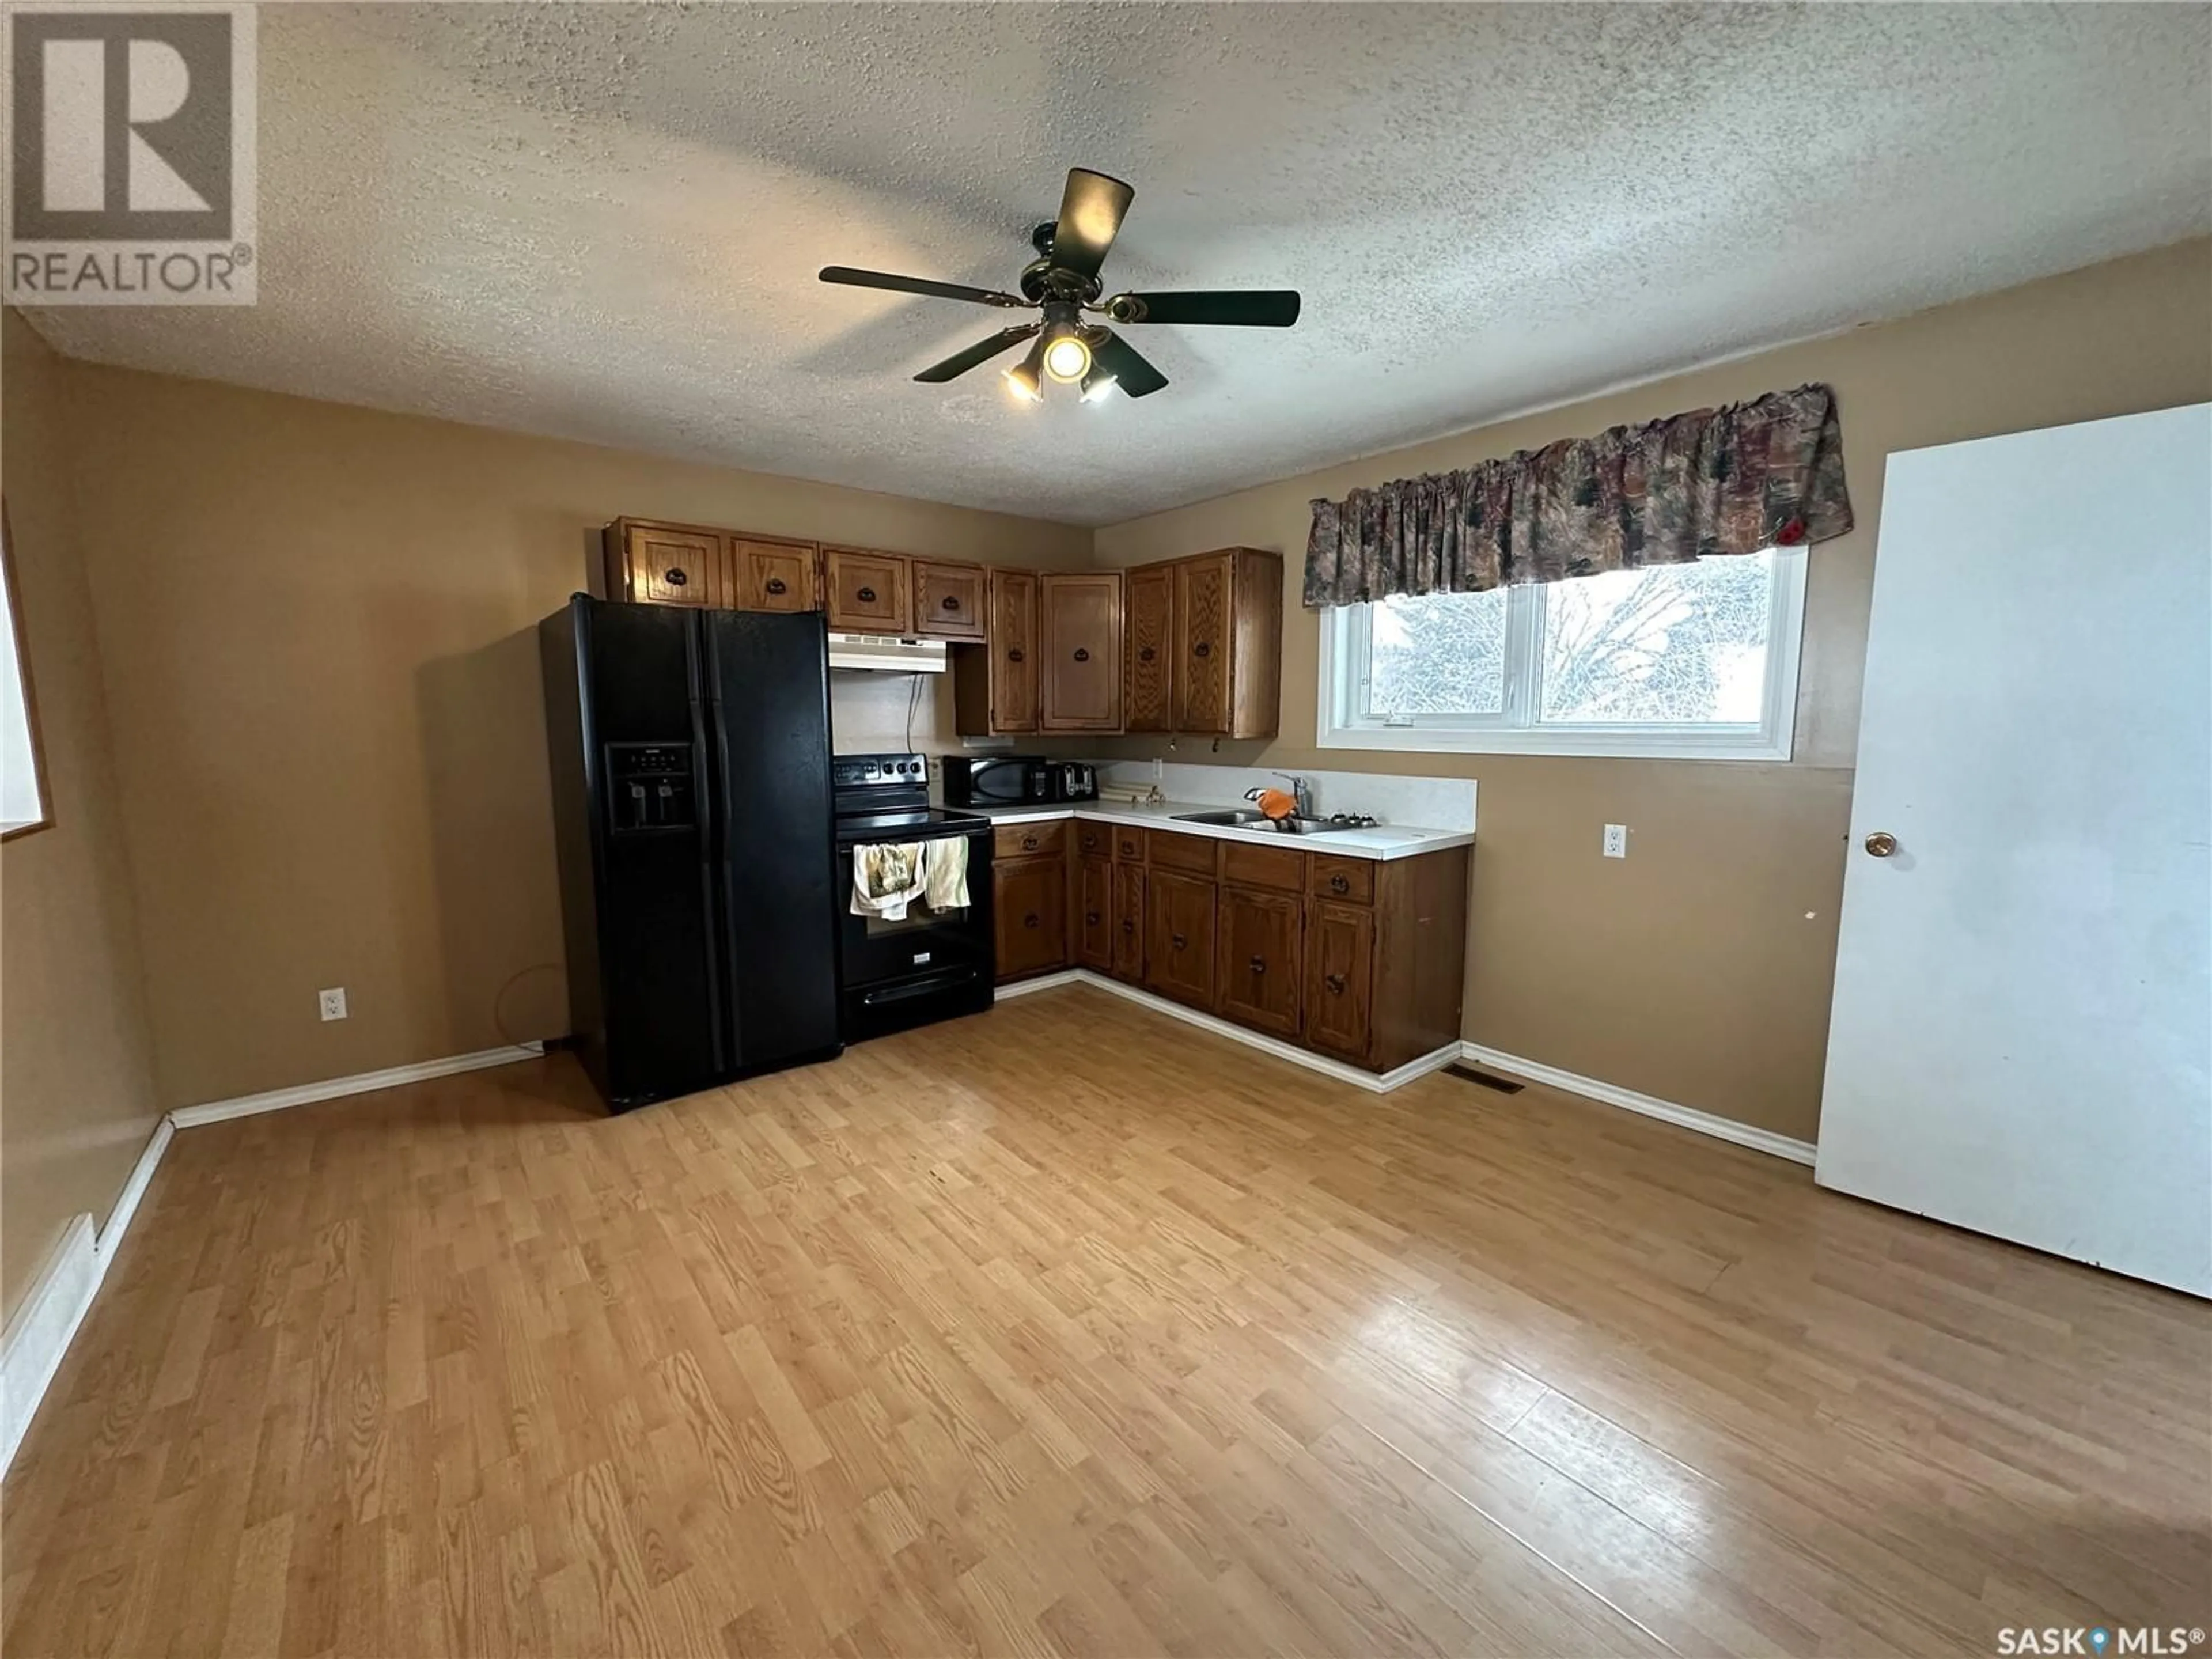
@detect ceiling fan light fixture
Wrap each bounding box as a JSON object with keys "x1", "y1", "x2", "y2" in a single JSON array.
[
  {"x1": 1041, "y1": 329, "x2": 1090, "y2": 384},
  {"x1": 1004, "y1": 335, "x2": 1048, "y2": 402},
  {"x1": 1080, "y1": 365, "x2": 1118, "y2": 403}
]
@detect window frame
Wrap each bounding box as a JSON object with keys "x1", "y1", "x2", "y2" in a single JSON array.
[
  {"x1": 1316, "y1": 547, "x2": 1807, "y2": 762},
  {"x1": 1, "y1": 502, "x2": 54, "y2": 842}
]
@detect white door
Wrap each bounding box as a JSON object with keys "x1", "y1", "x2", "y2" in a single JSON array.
[{"x1": 1816, "y1": 403, "x2": 2211, "y2": 1296}]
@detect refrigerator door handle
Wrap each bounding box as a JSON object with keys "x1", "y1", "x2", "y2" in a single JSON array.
[{"x1": 688, "y1": 616, "x2": 730, "y2": 1074}]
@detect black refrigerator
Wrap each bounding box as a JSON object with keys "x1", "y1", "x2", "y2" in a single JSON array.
[{"x1": 539, "y1": 595, "x2": 842, "y2": 1110}]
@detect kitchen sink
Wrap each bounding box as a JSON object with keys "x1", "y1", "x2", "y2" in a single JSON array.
[{"x1": 1172, "y1": 809, "x2": 1344, "y2": 836}]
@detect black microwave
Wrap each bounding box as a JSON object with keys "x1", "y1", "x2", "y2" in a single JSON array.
[{"x1": 943, "y1": 756, "x2": 1054, "y2": 805}]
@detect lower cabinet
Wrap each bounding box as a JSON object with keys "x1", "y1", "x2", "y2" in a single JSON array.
[
  {"x1": 1111, "y1": 864, "x2": 1146, "y2": 982},
  {"x1": 1215, "y1": 887, "x2": 1304, "y2": 1039},
  {"x1": 1303, "y1": 901, "x2": 1376, "y2": 1062},
  {"x1": 994, "y1": 854, "x2": 1067, "y2": 982},
  {"x1": 1144, "y1": 870, "x2": 1218, "y2": 1008},
  {"x1": 1074, "y1": 855, "x2": 1113, "y2": 972}
]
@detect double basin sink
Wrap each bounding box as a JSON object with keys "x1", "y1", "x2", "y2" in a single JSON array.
[{"x1": 1171, "y1": 808, "x2": 1350, "y2": 838}]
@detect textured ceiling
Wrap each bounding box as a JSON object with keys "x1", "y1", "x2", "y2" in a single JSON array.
[{"x1": 28, "y1": 3, "x2": 2212, "y2": 525}]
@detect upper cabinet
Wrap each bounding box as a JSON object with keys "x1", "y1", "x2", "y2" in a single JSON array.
[
  {"x1": 824, "y1": 547, "x2": 912, "y2": 634},
  {"x1": 605, "y1": 518, "x2": 727, "y2": 608},
  {"x1": 1039, "y1": 573, "x2": 1124, "y2": 733},
  {"x1": 1123, "y1": 562, "x2": 1176, "y2": 733},
  {"x1": 953, "y1": 567, "x2": 1039, "y2": 734},
  {"x1": 730, "y1": 535, "x2": 820, "y2": 613},
  {"x1": 1171, "y1": 548, "x2": 1281, "y2": 739},
  {"x1": 912, "y1": 559, "x2": 986, "y2": 641}
]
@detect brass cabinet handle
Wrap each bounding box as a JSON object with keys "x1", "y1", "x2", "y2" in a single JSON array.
[
  {"x1": 1328, "y1": 874, "x2": 1350, "y2": 894},
  {"x1": 1024, "y1": 913, "x2": 1040, "y2": 929},
  {"x1": 1864, "y1": 831, "x2": 1898, "y2": 857},
  {"x1": 1006, "y1": 647, "x2": 1024, "y2": 663},
  {"x1": 857, "y1": 585, "x2": 877, "y2": 603},
  {"x1": 1139, "y1": 646, "x2": 1156, "y2": 662},
  {"x1": 665, "y1": 567, "x2": 688, "y2": 586},
  {"x1": 1325, "y1": 973, "x2": 1346, "y2": 995},
  {"x1": 1120, "y1": 918, "x2": 1135, "y2": 934},
  {"x1": 765, "y1": 577, "x2": 787, "y2": 596},
  {"x1": 1073, "y1": 647, "x2": 1090, "y2": 663},
  {"x1": 1172, "y1": 933, "x2": 1187, "y2": 951},
  {"x1": 1086, "y1": 911, "x2": 1101, "y2": 925},
  {"x1": 1021, "y1": 834, "x2": 1039, "y2": 851},
  {"x1": 941, "y1": 594, "x2": 961, "y2": 611},
  {"x1": 1249, "y1": 955, "x2": 1266, "y2": 974},
  {"x1": 1192, "y1": 640, "x2": 1211, "y2": 658}
]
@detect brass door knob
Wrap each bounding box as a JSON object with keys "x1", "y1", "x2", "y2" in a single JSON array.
[{"x1": 1864, "y1": 832, "x2": 1899, "y2": 858}]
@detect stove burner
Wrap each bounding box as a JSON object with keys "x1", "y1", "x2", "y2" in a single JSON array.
[{"x1": 1326, "y1": 812, "x2": 1380, "y2": 828}]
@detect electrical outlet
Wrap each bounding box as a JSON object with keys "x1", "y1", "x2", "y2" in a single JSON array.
[
  {"x1": 1603, "y1": 824, "x2": 1628, "y2": 859},
  {"x1": 318, "y1": 987, "x2": 348, "y2": 1021}
]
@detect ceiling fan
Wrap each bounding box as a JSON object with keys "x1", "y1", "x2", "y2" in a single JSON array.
[{"x1": 819, "y1": 167, "x2": 1300, "y2": 402}]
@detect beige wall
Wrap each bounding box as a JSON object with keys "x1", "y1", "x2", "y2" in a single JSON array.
[
  {"x1": 0, "y1": 315, "x2": 164, "y2": 1324},
  {"x1": 49, "y1": 368, "x2": 1089, "y2": 1112},
  {"x1": 1093, "y1": 239, "x2": 2212, "y2": 1143}
]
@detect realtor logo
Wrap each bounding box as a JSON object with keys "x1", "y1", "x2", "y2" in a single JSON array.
[{"x1": 5, "y1": 4, "x2": 256, "y2": 303}]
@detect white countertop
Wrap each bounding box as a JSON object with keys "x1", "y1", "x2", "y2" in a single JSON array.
[{"x1": 963, "y1": 799, "x2": 1474, "y2": 862}]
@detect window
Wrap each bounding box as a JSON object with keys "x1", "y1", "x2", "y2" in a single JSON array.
[
  {"x1": 1319, "y1": 548, "x2": 1806, "y2": 760},
  {"x1": 1, "y1": 506, "x2": 51, "y2": 839}
]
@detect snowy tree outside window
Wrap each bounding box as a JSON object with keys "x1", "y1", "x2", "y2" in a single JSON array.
[{"x1": 1323, "y1": 550, "x2": 1804, "y2": 760}]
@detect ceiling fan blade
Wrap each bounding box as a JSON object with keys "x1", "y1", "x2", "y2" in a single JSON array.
[
  {"x1": 819, "y1": 266, "x2": 1028, "y2": 308},
  {"x1": 912, "y1": 324, "x2": 1042, "y2": 383},
  {"x1": 1049, "y1": 168, "x2": 1135, "y2": 278},
  {"x1": 1089, "y1": 329, "x2": 1168, "y2": 399},
  {"x1": 1109, "y1": 290, "x2": 1301, "y2": 327}
]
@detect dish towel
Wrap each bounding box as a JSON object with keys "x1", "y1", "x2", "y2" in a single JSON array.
[
  {"x1": 851, "y1": 842, "x2": 926, "y2": 920},
  {"x1": 921, "y1": 836, "x2": 970, "y2": 910}
]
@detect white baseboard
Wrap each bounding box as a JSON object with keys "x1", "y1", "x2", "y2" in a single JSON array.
[
  {"x1": 169, "y1": 1041, "x2": 546, "y2": 1128},
  {"x1": 1457, "y1": 1040, "x2": 1818, "y2": 1165},
  {"x1": 995, "y1": 969, "x2": 1457, "y2": 1094},
  {"x1": 2, "y1": 1112, "x2": 175, "y2": 1474}
]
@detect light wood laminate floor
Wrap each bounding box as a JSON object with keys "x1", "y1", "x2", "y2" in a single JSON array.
[{"x1": 4, "y1": 985, "x2": 2206, "y2": 1657}]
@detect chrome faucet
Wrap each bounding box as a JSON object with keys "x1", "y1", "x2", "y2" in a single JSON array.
[{"x1": 1275, "y1": 772, "x2": 1315, "y2": 819}]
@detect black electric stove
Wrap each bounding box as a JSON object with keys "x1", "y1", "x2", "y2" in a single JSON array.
[{"x1": 830, "y1": 753, "x2": 995, "y2": 1040}]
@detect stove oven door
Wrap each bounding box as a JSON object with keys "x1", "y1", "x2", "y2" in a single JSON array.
[{"x1": 835, "y1": 828, "x2": 996, "y2": 1038}]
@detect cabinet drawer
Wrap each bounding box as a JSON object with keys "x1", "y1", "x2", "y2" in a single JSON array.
[
  {"x1": 994, "y1": 820, "x2": 1066, "y2": 861},
  {"x1": 1147, "y1": 830, "x2": 1217, "y2": 877},
  {"x1": 1308, "y1": 853, "x2": 1374, "y2": 905},
  {"x1": 1073, "y1": 820, "x2": 1114, "y2": 859},
  {"x1": 1112, "y1": 826, "x2": 1146, "y2": 862},
  {"x1": 1219, "y1": 840, "x2": 1305, "y2": 894}
]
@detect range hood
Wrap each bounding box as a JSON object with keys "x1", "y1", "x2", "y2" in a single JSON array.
[{"x1": 827, "y1": 632, "x2": 949, "y2": 674}]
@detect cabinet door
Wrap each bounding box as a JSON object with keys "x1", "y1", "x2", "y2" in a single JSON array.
[
  {"x1": 994, "y1": 856, "x2": 1067, "y2": 981},
  {"x1": 1217, "y1": 888, "x2": 1304, "y2": 1039},
  {"x1": 1111, "y1": 863, "x2": 1146, "y2": 982},
  {"x1": 1173, "y1": 552, "x2": 1233, "y2": 733},
  {"x1": 732, "y1": 536, "x2": 819, "y2": 612},
  {"x1": 824, "y1": 548, "x2": 912, "y2": 634},
  {"x1": 988, "y1": 569, "x2": 1039, "y2": 733},
  {"x1": 1123, "y1": 563, "x2": 1176, "y2": 733},
  {"x1": 1304, "y1": 901, "x2": 1375, "y2": 1063},
  {"x1": 1075, "y1": 855, "x2": 1113, "y2": 972},
  {"x1": 1040, "y1": 573, "x2": 1123, "y2": 732},
  {"x1": 912, "y1": 560, "x2": 986, "y2": 640},
  {"x1": 618, "y1": 522, "x2": 724, "y2": 608},
  {"x1": 1145, "y1": 871, "x2": 1217, "y2": 1009}
]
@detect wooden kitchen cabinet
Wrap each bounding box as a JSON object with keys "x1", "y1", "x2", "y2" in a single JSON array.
[
  {"x1": 994, "y1": 853, "x2": 1067, "y2": 982},
  {"x1": 824, "y1": 547, "x2": 911, "y2": 634},
  {"x1": 730, "y1": 535, "x2": 820, "y2": 613},
  {"x1": 1145, "y1": 869, "x2": 1217, "y2": 1009},
  {"x1": 1111, "y1": 863, "x2": 1146, "y2": 982},
  {"x1": 604, "y1": 518, "x2": 725, "y2": 608},
  {"x1": 1171, "y1": 548, "x2": 1281, "y2": 738},
  {"x1": 1074, "y1": 855, "x2": 1113, "y2": 972},
  {"x1": 952, "y1": 567, "x2": 1039, "y2": 735},
  {"x1": 1123, "y1": 562, "x2": 1176, "y2": 733},
  {"x1": 912, "y1": 560, "x2": 986, "y2": 641},
  {"x1": 1216, "y1": 885, "x2": 1303, "y2": 1039},
  {"x1": 1303, "y1": 901, "x2": 1375, "y2": 1062},
  {"x1": 1039, "y1": 573, "x2": 1123, "y2": 732}
]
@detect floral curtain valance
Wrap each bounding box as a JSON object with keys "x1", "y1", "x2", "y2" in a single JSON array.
[{"x1": 1302, "y1": 382, "x2": 1853, "y2": 609}]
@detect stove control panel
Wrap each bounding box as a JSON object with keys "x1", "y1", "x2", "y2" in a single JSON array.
[{"x1": 833, "y1": 752, "x2": 929, "y2": 790}]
